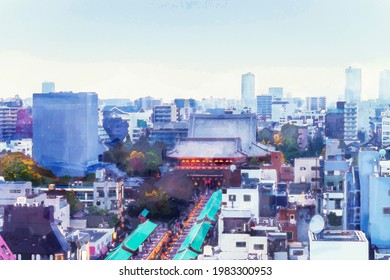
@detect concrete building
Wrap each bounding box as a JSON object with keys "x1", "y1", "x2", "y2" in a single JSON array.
[
  {"x1": 271, "y1": 100, "x2": 295, "y2": 125},
  {"x1": 152, "y1": 104, "x2": 178, "y2": 124},
  {"x1": 345, "y1": 66, "x2": 361, "y2": 103},
  {"x1": 93, "y1": 179, "x2": 124, "y2": 214},
  {"x1": 358, "y1": 151, "x2": 390, "y2": 249},
  {"x1": 325, "y1": 102, "x2": 345, "y2": 140},
  {"x1": 344, "y1": 102, "x2": 358, "y2": 142},
  {"x1": 306, "y1": 96, "x2": 326, "y2": 112},
  {"x1": 269, "y1": 87, "x2": 283, "y2": 101},
  {"x1": 174, "y1": 98, "x2": 197, "y2": 122},
  {"x1": 33, "y1": 92, "x2": 99, "y2": 176},
  {"x1": 256, "y1": 94, "x2": 272, "y2": 119},
  {"x1": 308, "y1": 229, "x2": 368, "y2": 260},
  {"x1": 0, "y1": 106, "x2": 19, "y2": 141},
  {"x1": 382, "y1": 112, "x2": 390, "y2": 147},
  {"x1": 241, "y1": 72, "x2": 255, "y2": 110},
  {"x1": 294, "y1": 158, "x2": 322, "y2": 190},
  {"x1": 0, "y1": 180, "x2": 34, "y2": 206}
]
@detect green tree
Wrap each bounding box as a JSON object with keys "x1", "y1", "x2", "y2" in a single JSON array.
[
  {"x1": 144, "y1": 150, "x2": 163, "y2": 175},
  {"x1": 279, "y1": 137, "x2": 300, "y2": 163},
  {"x1": 281, "y1": 123, "x2": 298, "y2": 140},
  {"x1": 63, "y1": 190, "x2": 84, "y2": 215},
  {"x1": 257, "y1": 128, "x2": 275, "y2": 145},
  {"x1": 0, "y1": 152, "x2": 43, "y2": 186},
  {"x1": 305, "y1": 133, "x2": 325, "y2": 157},
  {"x1": 102, "y1": 141, "x2": 130, "y2": 170}
]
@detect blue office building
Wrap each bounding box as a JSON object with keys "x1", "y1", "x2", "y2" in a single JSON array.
[{"x1": 33, "y1": 92, "x2": 99, "y2": 177}]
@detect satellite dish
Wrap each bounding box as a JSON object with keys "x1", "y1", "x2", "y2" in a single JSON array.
[
  {"x1": 379, "y1": 149, "x2": 386, "y2": 158},
  {"x1": 309, "y1": 215, "x2": 325, "y2": 234},
  {"x1": 229, "y1": 164, "x2": 237, "y2": 173}
]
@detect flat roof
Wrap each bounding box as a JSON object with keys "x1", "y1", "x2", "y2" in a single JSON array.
[{"x1": 309, "y1": 230, "x2": 367, "y2": 242}]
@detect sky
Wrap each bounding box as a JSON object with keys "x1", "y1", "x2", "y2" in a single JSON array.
[{"x1": 1, "y1": 0, "x2": 390, "y2": 103}]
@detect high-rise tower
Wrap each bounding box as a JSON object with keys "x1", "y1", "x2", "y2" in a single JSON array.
[
  {"x1": 241, "y1": 72, "x2": 255, "y2": 110},
  {"x1": 345, "y1": 67, "x2": 361, "y2": 103},
  {"x1": 379, "y1": 70, "x2": 390, "y2": 101}
]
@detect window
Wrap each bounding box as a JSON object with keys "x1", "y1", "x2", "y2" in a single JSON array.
[
  {"x1": 383, "y1": 207, "x2": 390, "y2": 215},
  {"x1": 243, "y1": 195, "x2": 251, "y2": 202},
  {"x1": 287, "y1": 232, "x2": 294, "y2": 240},
  {"x1": 108, "y1": 189, "x2": 117, "y2": 197},
  {"x1": 9, "y1": 189, "x2": 21, "y2": 194},
  {"x1": 292, "y1": 250, "x2": 304, "y2": 256},
  {"x1": 388, "y1": 190, "x2": 390, "y2": 196},
  {"x1": 253, "y1": 244, "x2": 264, "y2": 250},
  {"x1": 228, "y1": 195, "x2": 236, "y2": 202},
  {"x1": 236, "y1": 242, "x2": 246, "y2": 248}
]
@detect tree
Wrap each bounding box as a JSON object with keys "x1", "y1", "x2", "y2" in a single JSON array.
[
  {"x1": 132, "y1": 187, "x2": 179, "y2": 221},
  {"x1": 102, "y1": 141, "x2": 130, "y2": 170},
  {"x1": 127, "y1": 150, "x2": 146, "y2": 175},
  {"x1": 0, "y1": 152, "x2": 42, "y2": 186},
  {"x1": 279, "y1": 137, "x2": 300, "y2": 163},
  {"x1": 305, "y1": 133, "x2": 325, "y2": 157},
  {"x1": 281, "y1": 123, "x2": 298, "y2": 140},
  {"x1": 257, "y1": 128, "x2": 275, "y2": 145}
]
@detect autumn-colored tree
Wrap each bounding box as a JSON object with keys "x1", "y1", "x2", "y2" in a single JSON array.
[
  {"x1": 127, "y1": 150, "x2": 146, "y2": 175},
  {"x1": 132, "y1": 187, "x2": 178, "y2": 221},
  {"x1": 0, "y1": 152, "x2": 42, "y2": 186}
]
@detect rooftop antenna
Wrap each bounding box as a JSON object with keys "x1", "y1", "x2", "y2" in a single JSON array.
[{"x1": 309, "y1": 214, "x2": 325, "y2": 235}]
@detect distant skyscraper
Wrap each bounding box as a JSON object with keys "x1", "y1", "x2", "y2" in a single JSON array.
[
  {"x1": 33, "y1": 92, "x2": 98, "y2": 176},
  {"x1": 379, "y1": 70, "x2": 390, "y2": 101},
  {"x1": 241, "y1": 72, "x2": 255, "y2": 109},
  {"x1": 42, "y1": 81, "x2": 55, "y2": 93},
  {"x1": 269, "y1": 87, "x2": 283, "y2": 101},
  {"x1": 345, "y1": 67, "x2": 361, "y2": 103}
]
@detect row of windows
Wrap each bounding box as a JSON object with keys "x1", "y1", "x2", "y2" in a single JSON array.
[
  {"x1": 299, "y1": 166, "x2": 321, "y2": 171},
  {"x1": 228, "y1": 194, "x2": 251, "y2": 202},
  {"x1": 9, "y1": 189, "x2": 21, "y2": 194},
  {"x1": 235, "y1": 242, "x2": 264, "y2": 250}
]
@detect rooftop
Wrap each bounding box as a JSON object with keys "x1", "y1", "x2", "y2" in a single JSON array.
[{"x1": 309, "y1": 230, "x2": 368, "y2": 242}]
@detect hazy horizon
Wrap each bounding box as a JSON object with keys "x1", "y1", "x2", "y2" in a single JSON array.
[{"x1": 1, "y1": 1, "x2": 390, "y2": 103}]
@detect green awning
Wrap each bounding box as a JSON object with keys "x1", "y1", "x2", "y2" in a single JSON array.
[
  {"x1": 178, "y1": 221, "x2": 212, "y2": 253},
  {"x1": 139, "y1": 208, "x2": 149, "y2": 217},
  {"x1": 105, "y1": 220, "x2": 157, "y2": 260},
  {"x1": 105, "y1": 247, "x2": 133, "y2": 260},
  {"x1": 197, "y1": 190, "x2": 222, "y2": 222},
  {"x1": 173, "y1": 248, "x2": 199, "y2": 260},
  {"x1": 123, "y1": 220, "x2": 157, "y2": 251}
]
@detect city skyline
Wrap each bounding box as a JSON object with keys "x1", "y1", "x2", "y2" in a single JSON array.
[{"x1": 1, "y1": 1, "x2": 390, "y2": 102}]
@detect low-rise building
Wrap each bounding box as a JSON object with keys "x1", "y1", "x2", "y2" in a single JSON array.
[{"x1": 308, "y1": 229, "x2": 368, "y2": 260}]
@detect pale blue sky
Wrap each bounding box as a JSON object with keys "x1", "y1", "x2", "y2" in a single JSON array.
[{"x1": 1, "y1": 0, "x2": 390, "y2": 102}]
